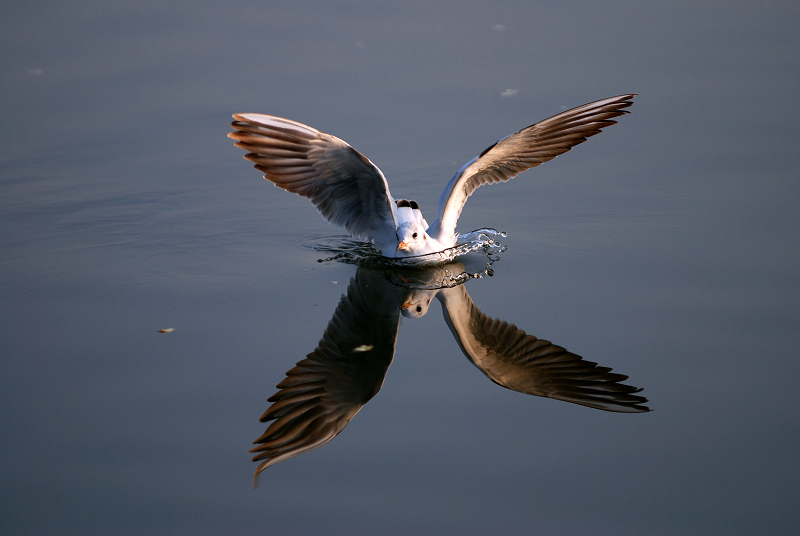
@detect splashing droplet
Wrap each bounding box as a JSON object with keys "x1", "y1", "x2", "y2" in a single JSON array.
[{"x1": 300, "y1": 230, "x2": 506, "y2": 278}]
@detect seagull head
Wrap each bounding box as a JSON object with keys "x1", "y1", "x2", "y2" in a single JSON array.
[
  {"x1": 400, "y1": 290, "x2": 434, "y2": 318},
  {"x1": 396, "y1": 222, "x2": 429, "y2": 255}
]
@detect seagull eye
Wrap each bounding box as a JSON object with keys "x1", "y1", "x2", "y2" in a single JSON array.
[
  {"x1": 416, "y1": 306, "x2": 422, "y2": 312},
  {"x1": 412, "y1": 232, "x2": 418, "y2": 239}
]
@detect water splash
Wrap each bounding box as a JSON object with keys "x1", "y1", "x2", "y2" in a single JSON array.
[{"x1": 299, "y1": 229, "x2": 507, "y2": 271}]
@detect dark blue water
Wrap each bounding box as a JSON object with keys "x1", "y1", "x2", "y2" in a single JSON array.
[{"x1": 2, "y1": 2, "x2": 799, "y2": 535}]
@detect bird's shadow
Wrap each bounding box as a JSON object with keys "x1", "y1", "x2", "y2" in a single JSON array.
[{"x1": 249, "y1": 255, "x2": 650, "y2": 486}]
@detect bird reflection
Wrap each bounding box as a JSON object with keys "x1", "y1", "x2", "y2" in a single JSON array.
[{"x1": 251, "y1": 262, "x2": 649, "y2": 484}]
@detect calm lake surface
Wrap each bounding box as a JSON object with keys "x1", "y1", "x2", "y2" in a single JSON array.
[{"x1": 2, "y1": 1, "x2": 799, "y2": 535}]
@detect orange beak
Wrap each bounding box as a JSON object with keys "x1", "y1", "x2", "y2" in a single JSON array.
[{"x1": 397, "y1": 241, "x2": 410, "y2": 251}]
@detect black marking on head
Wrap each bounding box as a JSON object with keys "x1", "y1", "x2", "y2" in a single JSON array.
[{"x1": 409, "y1": 200, "x2": 419, "y2": 210}]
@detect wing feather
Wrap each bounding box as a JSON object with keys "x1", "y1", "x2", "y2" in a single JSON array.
[
  {"x1": 229, "y1": 114, "x2": 398, "y2": 246},
  {"x1": 437, "y1": 285, "x2": 650, "y2": 413},
  {"x1": 427, "y1": 95, "x2": 635, "y2": 242},
  {"x1": 249, "y1": 269, "x2": 403, "y2": 485}
]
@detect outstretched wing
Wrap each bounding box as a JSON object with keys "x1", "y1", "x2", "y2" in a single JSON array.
[
  {"x1": 437, "y1": 285, "x2": 650, "y2": 413},
  {"x1": 229, "y1": 114, "x2": 398, "y2": 246},
  {"x1": 426, "y1": 95, "x2": 635, "y2": 242},
  {"x1": 250, "y1": 269, "x2": 404, "y2": 484}
]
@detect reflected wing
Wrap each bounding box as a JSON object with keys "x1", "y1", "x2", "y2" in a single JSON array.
[
  {"x1": 437, "y1": 285, "x2": 649, "y2": 413},
  {"x1": 427, "y1": 95, "x2": 635, "y2": 242},
  {"x1": 229, "y1": 114, "x2": 398, "y2": 246},
  {"x1": 250, "y1": 269, "x2": 404, "y2": 483}
]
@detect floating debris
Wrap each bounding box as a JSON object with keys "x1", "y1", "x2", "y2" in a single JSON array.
[{"x1": 158, "y1": 328, "x2": 174, "y2": 333}]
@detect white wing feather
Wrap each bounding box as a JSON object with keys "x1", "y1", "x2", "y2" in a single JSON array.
[{"x1": 427, "y1": 95, "x2": 635, "y2": 242}]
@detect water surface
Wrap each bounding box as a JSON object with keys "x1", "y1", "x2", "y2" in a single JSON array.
[{"x1": 2, "y1": 1, "x2": 799, "y2": 535}]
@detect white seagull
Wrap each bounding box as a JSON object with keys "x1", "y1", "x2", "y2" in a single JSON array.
[{"x1": 228, "y1": 94, "x2": 634, "y2": 261}]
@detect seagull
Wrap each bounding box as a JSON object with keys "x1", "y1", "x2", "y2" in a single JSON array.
[
  {"x1": 250, "y1": 264, "x2": 649, "y2": 483},
  {"x1": 229, "y1": 94, "x2": 634, "y2": 261}
]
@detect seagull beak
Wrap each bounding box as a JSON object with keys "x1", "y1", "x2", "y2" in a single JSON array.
[
  {"x1": 401, "y1": 301, "x2": 412, "y2": 310},
  {"x1": 397, "y1": 241, "x2": 410, "y2": 251}
]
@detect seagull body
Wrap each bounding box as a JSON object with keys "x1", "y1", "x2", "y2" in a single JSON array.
[{"x1": 229, "y1": 95, "x2": 634, "y2": 261}]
